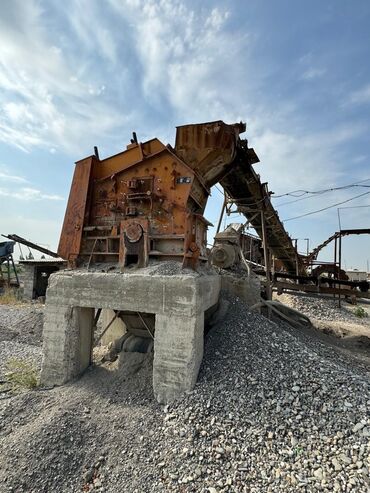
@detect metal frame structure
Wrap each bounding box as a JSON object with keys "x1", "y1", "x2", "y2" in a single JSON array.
[{"x1": 0, "y1": 241, "x2": 19, "y2": 289}]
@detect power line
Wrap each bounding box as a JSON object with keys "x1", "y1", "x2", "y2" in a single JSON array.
[
  {"x1": 273, "y1": 177, "x2": 370, "y2": 198},
  {"x1": 214, "y1": 178, "x2": 370, "y2": 205},
  {"x1": 338, "y1": 204, "x2": 370, "y2": 210},
  {"x1": 275, "y1": 184, "x2": 370, "y2": 207},
  {"x1": 283, "y1": 190, "x2": 370, "y2": 222}
]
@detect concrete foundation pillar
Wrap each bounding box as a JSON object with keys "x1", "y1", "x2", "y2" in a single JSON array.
[
  {"x1": 40, "y1": 269, "x2": 220, "y2": 402},
  {"x1": 21, "y1": 264, "x2": 36, "y2": 300},
  {"x1": 153, "y1": 312, "x2": 204, "y2": 403},
  {"x1": 41, "y1": 305, "x2": 94, "y2": 385}
]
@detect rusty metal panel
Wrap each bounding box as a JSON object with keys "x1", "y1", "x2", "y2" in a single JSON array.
[
  {"x1": 175, "y1": 121, "x2": 245, "y2": 187},
  {"x1": 58, "y1": 157, "x2": 93, "y2": 262},
  {"x1": 58, "y1": 119, "x2": 300, "y2": 273}
]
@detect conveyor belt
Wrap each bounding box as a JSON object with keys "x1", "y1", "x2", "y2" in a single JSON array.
[
  {"x1": 175, "y1": 120, "x2": 305, "y2": 274},
  {"x1": 220, "y1": 146, "x2": 305, "y2": 274}
]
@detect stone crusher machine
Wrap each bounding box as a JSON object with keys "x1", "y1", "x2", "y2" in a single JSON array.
[
  {"x1": 58, "y1": 120, "x2": 302, "y2": 275},
  {"x1": 43, "y1": 120, "x2": 306, "y2": 402}
]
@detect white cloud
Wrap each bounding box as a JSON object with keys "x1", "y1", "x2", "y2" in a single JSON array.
[
  {"x1": 0, "y1": 170, "x2": 27, "y2": 183},
  {"x1": 109, "y1": 0, "x2": 245, "y2": 122},
  {"x1": 349, "y1": 84, "x2": 370, "y2": 105},
  {"x1": 0, "y1": 187, "x2": 64, "y2": 201},
  {"x1": 0, "y1": 0, "x2": 127, "y2": 154},
  {"x1": 298, "y1": 52, "x2": 326, "y2": 81},
  {"x1": 301, "y1": 67, "x2": 326, "y2": 80}
]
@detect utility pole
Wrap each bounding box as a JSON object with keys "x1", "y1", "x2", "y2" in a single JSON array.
[{"x1": 304, "y1": 238, "x2": 310, "y2": 256}]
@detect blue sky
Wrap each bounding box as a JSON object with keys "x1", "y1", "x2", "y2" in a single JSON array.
[{"x1": 0, "y1": 0, "x2": 369, "y2": 269}]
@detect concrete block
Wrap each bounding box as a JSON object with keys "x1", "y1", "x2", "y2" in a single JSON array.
[
  {"x1": 41, "y1": 305, "x2": 94, "y2": 386},
  {"x1": 41, "y1": 269, "x2": 221, "y2": 402},
  {"x1": 153, "y1": 312, "x2": 204, "y2": 403},
  {"x1": 21, "y1": 264, "x2": 35, "y2": 300}
]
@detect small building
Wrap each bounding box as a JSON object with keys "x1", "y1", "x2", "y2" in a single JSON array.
[
  {"x1": 19, "y1": 258, "x2": 67, "y2": 300},
  {"x1": 346, "y1": 269, "x2": 368, "y2": 282}
]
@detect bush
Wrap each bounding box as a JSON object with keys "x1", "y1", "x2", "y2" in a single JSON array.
[
  {"x1": 0, "y1": 287, "x2": 21, "y2": 305},
  {"x1": 353, "y1": 306, "x2": 368, "y2": 318},
  {"x1": 5, "y1": 358, "x2": 39, "y2": 390}
]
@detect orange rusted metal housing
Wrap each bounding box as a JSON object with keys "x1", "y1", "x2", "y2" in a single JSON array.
[
  {"x1": 58, "y1": 131, "x2": 219, "y2": 269},
  {"x1": 58, "y1": 119, "x2": 300, "y2": 273}
]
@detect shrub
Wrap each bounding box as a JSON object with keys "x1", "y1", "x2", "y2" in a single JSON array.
[
  {"x1": 0, "y1": 288, "x2": 21, "y2": 305},
  {"x1": 5, "y1": 358, "x2": 39, "y2": 390},
  {"x1": 353, "y1": 306, "x2": 368, "y2": 318}
]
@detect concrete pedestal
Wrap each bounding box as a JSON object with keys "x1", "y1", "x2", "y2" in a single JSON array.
[{"x1": 40, "y1": 269, "x2": 220, "y2": 403}]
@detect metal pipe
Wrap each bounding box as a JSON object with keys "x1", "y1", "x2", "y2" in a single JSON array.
[
  {"x1": 2, "y1": 234, "x2": 59, "y2": 258},
  {"x1": 261, "y1": 210, "x2": 272, "y2": 304},
  {"x1": 334, "y1": 236, "x2": 337, "y2": 300},
  {"x1": 95, "y1": 310, "x2": 121, "y2": 346},
  {"x1": 137, "y1": 312, "x2": 154, "y2": 339},
  {"x1": 214, "y1": 193, "x2": 227, "y2": 246},
  {"x1": 338, "y1": 233, "x2": 342, "y2": 308}
]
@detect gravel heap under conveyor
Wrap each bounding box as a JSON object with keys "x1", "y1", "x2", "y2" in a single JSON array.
[{"x1": 0, "y1": 294, "x2": 369, "y2": 492}]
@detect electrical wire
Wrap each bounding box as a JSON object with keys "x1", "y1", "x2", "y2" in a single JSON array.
[
  {"x1": 275, "y1": 184, "x2": 370, "y2": 207},
  {"x1": 214, "y1": 179, "x2": 370, "y2": 207},
  {"x1": 283, "y1": 190, "x2": 370, "y2": 222},
  {"x1": 213, "y1": 179, "x2": 370, "y2": 222},
  {"x1": 273, "y1": 177, "x2": 370, "y2": 199},
  {"x1": 338, "y1": 204, "x2": 370, "y2": 210}
]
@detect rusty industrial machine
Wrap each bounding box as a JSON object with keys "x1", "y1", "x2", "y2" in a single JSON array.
[
  {"x1": 58, "y1": 128, "x2": 216, "y2": 269},
  {"x1": 56, "y1": 118, "x2": 370, "y2": 327},
  {"x1": 0, "y1": 241, "x2": 19, "y2": 290},
  {"x1": 59, "y1": 120, "x2": 303, "y2": 275},
  {"x1": 211, "y1": 224, "x2": 263, "y2": 269}
]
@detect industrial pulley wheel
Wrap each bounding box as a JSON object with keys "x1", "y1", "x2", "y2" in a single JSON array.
[
  {"x1": 125, "y1": 222, "x2": 143, "y2": 243},
  {"x1": 122, "y1": 334, "x2": 153, "y2": 353},
  {"x1": 211, "y1": 244, "x2": 237, "y2": 269}
]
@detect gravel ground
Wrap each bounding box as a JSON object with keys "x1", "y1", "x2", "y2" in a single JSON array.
[
  {"x1": 83, "y1": 260, "x2": 215, "y2": 277},
  {"x1": 275, "y1": 292, "x2": 369, "y2": 325},
  {"x1": 0, "y1": 304, "x2": 44, "y2": 382},
  {"x1": 0, "y1": 304, "x2": 44, "y2": 345},
  {"x1": 1, "y1": 294, "x2": 370, "y2": 492}
]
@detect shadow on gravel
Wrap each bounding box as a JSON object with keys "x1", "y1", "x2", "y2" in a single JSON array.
[{"x1": 71, "y1": 354, "x2": 157, "y2": 408}]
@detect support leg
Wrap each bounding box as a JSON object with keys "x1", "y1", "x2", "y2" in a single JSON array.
[
  {"x1": 153, "y1": 312, "x2": 204, "y2": 403},
  {"x1": 41, "y1": 304, "x2": 94, "y2": 386}
]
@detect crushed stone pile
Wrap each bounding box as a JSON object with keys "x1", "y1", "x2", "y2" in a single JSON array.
[
  {"x1": 0, "y1": 304, "x2": 43, "y2": 381},
  {"x1": 79, "y1": 260, "x2": 215, "y2": 277},
  {"x1": 0, "y1": 304, "x2": 44, "y2": 346},
  {"x1": 0, "y1": 295, "x2": 369, "y2": 492},
  {"x1": 276, "y1": 292, "x2": 368, "y2": 324}
]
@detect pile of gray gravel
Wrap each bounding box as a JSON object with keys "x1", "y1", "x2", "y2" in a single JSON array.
[
  {"x1": 276, "y1": 292, "x2": 368, "y2": 324},
  {"x1": 0, "y1": 294, "x2": 369, "y2": 492},
  {"x1": 0, "y1": 304, "x2": 43, "y2": 382},
  {"x1": 0, "y1": 304, "x2": 44, "y2": 346}
]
